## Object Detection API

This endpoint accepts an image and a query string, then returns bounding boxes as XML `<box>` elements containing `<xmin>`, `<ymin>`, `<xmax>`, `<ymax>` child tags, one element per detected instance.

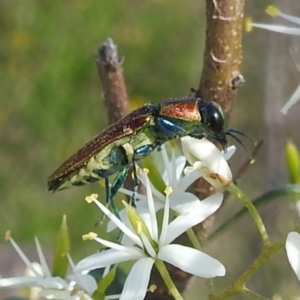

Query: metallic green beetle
<box><xmin>48</xmin><ymin>97</ymin><xmax>229</xmax><ymax>209</ymax></box>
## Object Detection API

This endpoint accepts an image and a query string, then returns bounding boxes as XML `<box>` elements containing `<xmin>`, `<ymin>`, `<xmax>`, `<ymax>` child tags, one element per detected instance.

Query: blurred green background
<box><xmin>1</xmin><ymin>0</ymin><xmax>300</xmax><ymax>299</ymax></box>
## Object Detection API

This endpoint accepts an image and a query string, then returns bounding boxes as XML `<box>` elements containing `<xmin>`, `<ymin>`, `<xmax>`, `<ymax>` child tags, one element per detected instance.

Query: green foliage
<box><xmin>285</xmin><ymin>140</ymin><xmax>300</xmax><ymax>184</ymax></box>
<box><xmin>52</xmin><ymin>215</ymin><xmax>69</xmax><ymax>278</ymax></box>
<box><xmin>0</xmin><ymin>0</ymin><xmax>204</xmax><ymax>252</ymax></box>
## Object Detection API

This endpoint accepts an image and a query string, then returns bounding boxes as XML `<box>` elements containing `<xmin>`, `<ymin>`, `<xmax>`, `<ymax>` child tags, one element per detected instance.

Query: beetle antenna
<box><xmin>226</xmin><ymin>131</ymin><xmax>248</xmax><ymax>154</ymax></box>
<box><xmin>227</xmin><ymin>129</ymin><xmax>256</xmax><ymax>145</ymax></box>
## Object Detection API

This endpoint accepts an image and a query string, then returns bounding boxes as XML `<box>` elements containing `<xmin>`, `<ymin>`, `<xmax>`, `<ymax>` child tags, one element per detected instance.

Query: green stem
<box><xmin>235</xmin><ymin>241</ymin><xmax>284</xmax><ymax>286</ymax></box>
<box><xmin>186</xmin><ymin>228</ymin><xmax>202</xmax><ymax>251</ymax></box>
<box><xmin>226</xmin><ymin>183</ymin><xmax>270</xmax><ymax>247</ymax></box>
<box><xmin>210</xmin><ymin>240</ymin><xmax>284</xmax><ymax>300</ymax></box>
<box><xmin>209</xmin><ymin>184</ymin><xmax>300</xmax><ymax>242</ymax></box>
<box><xmin>154</xmin><ymin>260</ymin><xmax>183</xmax><ymax>300</ymax></box>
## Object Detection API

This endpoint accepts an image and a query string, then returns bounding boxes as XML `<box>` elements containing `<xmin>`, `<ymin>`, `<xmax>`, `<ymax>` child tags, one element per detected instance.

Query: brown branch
<box><xmin>196</xmin><ymin>0</ymin><xmax>245</xmax><ymax>114</ymax></box>
<box><xmin>96</xmin><ymin>38</ymin><xmax>129</xmax><ymax>123</ymax></box>
<box><xmin>193</xmin><ymin>0</ymin><xmax>245</xmax><ymax>274</ymax></box>
<box><xmin>145</xmin><ymin>1</ymin><xmax>246</xmax><ymax>299</ymax></box>
<box><xmin>195</xmin><ymin>0</ymin><xmax>245</xmax><ymax>232</ymax></box>
<box><xmin>96</xmin><ymin>38</ymin><xmax>139</xmax><ymax>209</ymax></box>
<box><xmin>195</xmin><ymin>0</ymin><xmax>245</xmax><ymax>233</ymax></box>
<box><xmin>97</xmin><ymin>2</ymin><xmax>245</xmax><ymax>298</ymax></box>
<box><xmin>233</xmin><ymin>140</ymin><xmax>263</xmax><ymax>186</ymax></box>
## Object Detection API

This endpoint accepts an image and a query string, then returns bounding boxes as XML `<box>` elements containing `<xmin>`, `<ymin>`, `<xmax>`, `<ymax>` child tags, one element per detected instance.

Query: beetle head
<box><xmin>198</xmin><ymin>101</ymin><xmax>227</xmax><ymax>147</ymax></box>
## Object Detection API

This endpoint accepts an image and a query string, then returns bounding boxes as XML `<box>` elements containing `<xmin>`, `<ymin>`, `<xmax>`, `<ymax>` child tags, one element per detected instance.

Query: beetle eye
<box><xmin>199</xmin><ymin>101</ymin><xmax>225</xmax><ymax>134</ymax></box>
<box><xmin>207</xmin><ymin>107</ymin><xmax>223</xmax><ymax>133</ymax></box>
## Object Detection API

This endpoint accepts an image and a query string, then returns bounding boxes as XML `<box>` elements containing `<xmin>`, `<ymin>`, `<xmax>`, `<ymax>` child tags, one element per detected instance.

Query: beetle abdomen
<box><xmin>48</xmin><ymin>145</ymin><xmax>129</xmax><ymax>191</ymax></box>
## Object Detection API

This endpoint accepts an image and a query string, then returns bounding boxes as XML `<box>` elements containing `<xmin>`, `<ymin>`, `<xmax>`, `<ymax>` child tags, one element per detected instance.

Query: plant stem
<box><xmin>186</xmin><ymin>228</ymin><xmax>202</xmax><ymax>251</ymax></box>
<box><xmin>210</xmin><ymin>240</ymin><xmax>284</xmax><ymax>300</ymax></box>
<box><xmin>236</xmin><ymin>241</ymin><xmax>284</xmax><ymax>285</ymax></box>
<box><xmin>154</xmin><ymin>260</ymin><xmax>183</xmax><ymax>300</ymax></box>
<box><xmin>209</xmin><ymin>184</ymin><xmax>300</xmax><ymax>242</ymax></box>
<box><xmin>226</xmin><ymin>183</ymin><xmax>271</xmax><ymax>247</ymax></box>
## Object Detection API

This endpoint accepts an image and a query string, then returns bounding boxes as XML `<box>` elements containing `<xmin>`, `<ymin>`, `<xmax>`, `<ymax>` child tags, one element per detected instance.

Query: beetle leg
<box><xmin>105</xmin><ymin>177</ymin><xmax>121</xmax><ymax>219</ymax></box>
<box><xmin>130</xmin><ymin>160</ymin><xmax>139</xmax><ymax>208</ymax></box>
<box><xmin>130</xmin><ymin>144</ymin><xmax>157</xmax><ymax>207</ymax></box>
<box><xmin>95</xmin><ymin>178</ymin><xmax>120</xmax><ymax>225</ymax></box>
<box><xmin>109</xmin><ymin>165</ymin><xmax>129</xmax><ymax>216</ymax></box>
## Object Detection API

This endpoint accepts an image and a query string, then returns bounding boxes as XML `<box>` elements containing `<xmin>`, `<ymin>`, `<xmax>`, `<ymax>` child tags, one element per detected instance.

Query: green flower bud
<box><xmin>285</xmin><ymin>140</ymin><xmax>300</xmax><ymax>184</ymax></box>
<box><xmin>52</xmin><ymin>215</ymin><xmax>70</xmax><ymax>277</ymax></box>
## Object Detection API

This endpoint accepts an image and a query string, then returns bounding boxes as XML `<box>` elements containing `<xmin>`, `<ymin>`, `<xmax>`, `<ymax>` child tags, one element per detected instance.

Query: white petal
<box><xmin>118</xmin><ymin>186</ymin><xmax>146</xmax><ymax>201</ymax></box>
<box><xmin>181</xmin><ymin>137</ymin><xmax>232</xmax><ymax>189</ymax></box>
<box><xmin>163</xmin><ymin>193</ymin><xmax>223</xmax><ymax>245</ymax></box>
<box><xmin>140</xmin><ymin>233</ymin><xmax>156</xmax><ymax>258</ymax></box>
<box><xmin>281</xmin><ymin>84</ymin><xmax>300</xmax><ymax>114</ymax></box>
<box><xmin>140</xmin><ymin>199</ymin><xmax>164</xmax><ymax>236</ymax></box>
<box><xmin>286</xmin><ymin>232</ymin><xmax>300</xmax><ymax>281</ymax></box>
<box><xmin>93</xmin><ymin>236</ymin><xmax>142</xmax><ymax>255</ymax></box>
<box><xmin>118</xmin><ymin>199</ymin><xmax>164</xmax><ymax>246</ymax></box>
<box><xmin>106</xmin><ymin>294</ymin><xmax>123</xmax><ymax>300</ymax></box>
<box><xmin>161</xmin><ymin>145</ymin><xmax>172</xmax><ymax>186</ymax></box>
<box><xmin>251</xmin><ymin>23</ymin><xmax>300</xmax><ymax>36</ymax></box>
<box><xmin>161</xmin><ymin>151</ymin><xmax>186</xmax><ymax>186</ymax></box>
<box><xmin>181</xmin><ymin>137</ymin><xmax>224</xmax><ymax>166</ymax></box>
<box><xmin>143</xmin><ymin>173</ymin><xmax>158</xmax><ymax>242</ymax></box>
<box><xmin>0</xmin><ymin>276</ymin><xmax>41</xmax><ymax>288</ymax></box>
<box><xmin>107</xmin><ymin>199</ymin><xmax>162</xmax><ymax>233</ymax></box>
<box><xmin>39</xmin><ymin>289</ymin><xmax>73</xmax><ymax>300</ymax></box>
<box><xmin>137</xmin><ymin>173</ymin><xmax>165</xmax><ymax>202</ymax></box>
<box><xmin>159</xmin><ymin>193</ymin><xmax>170</xmax><ymax>246</ymax></box>
<box><xmin>75</xmin><ymin>249</ymin><xmax>144</xmax><ymax>272</ymax></box>
<box><xmin>121</xmin><ymin>231</ymin><xmax>142</xmax><ymax>247</ymax></box>
<box><xmin>35</xmin><ymin>237</ymin><xmax>51</xmax><ymax>277</ymax></box>
<box><xmin>94</xmin><ymin>200</ymin><xmax>142</xmax><ymax>247</ymax></box>
<box><xmin>0</xmin><ymin>276</ymin><xmax>67</xmax><ymax>290</ymax></box>
<box><xmin>171</xmin><ymin>150</ymin><xmax>177</xmax><ymax>187</ymax></box>
<box><xmin>222</xmin><ymin>145</ymin><xmax>236</xmax><ymax>161</ymax></box>
<box><xmin>177</xmin><ymin>170</ymin><xmax>201</xmax><ymax>191</ymax></box>
<box><xmin>68</xmin><ymin>273</ymin><xmax>97</xmax><ymax>295</ymax></box>
<box><xmin>174</xmin><ymin>156</ymin><xmax>187</xmax><ymax>181</ymax></box>
<box><xmin>40</xmin><ymin>289</ymin><xmax>93</xmax><ymax>300</ymax></box>
<box><xmin>37</xmin><ymin>277</ymin><xmax>68</xmax><ymax>289</ymax></box>
<box><xmin>169</xmin><ymin>192</ymin><xmax>202</xmax><ymax>215</ymax></box>
<box><xmin>158</xmin><ymin>244</ymin><xmax>225</xmax><ymax>278</ymax></box>
<box><xmin>8</xmin><ymin>237</ymin><xmax>40</xmax><ymax>276</ymax></box>
<box><xmin>120</xmin><ymin>257</ymin><xmax>154</xmax><ymax>300</ymax></box>
<box><xmin>278</xmin><ymin>11</ymin><xmax>300</xmax><ymax>26</ymax></box>
<box><xmin>197</xmin><ymin>193</ymin><xmax>224</xmax><ymax>216</ymax></box>
<box><xmin>25</xmin><ymin>262</ymin><xmax>43</xmax><ymax>277</ymax></box>
<box><xmin>107</xmin><ymin>206</ymin><xmax>130</xmax><ymax>232</ymax></box>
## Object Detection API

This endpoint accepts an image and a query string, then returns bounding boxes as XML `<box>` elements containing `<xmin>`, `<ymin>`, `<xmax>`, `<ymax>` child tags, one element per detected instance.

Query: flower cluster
<box><xmin>3</xmin><ymin>134</ymin><xmax>300</xmax><ymax>300</ymax></box>
<box><xmin>0</xmin><ymin>233</ymin><xmax>98</xmax><ymax>300</ymax></box>
<box><xmin>0</xmin><ymin>138</ymin><xmax>235</xmax><ymax>300</ymax></box>
<box><xmin>0</xmin><ymin>137</ymin><xmax>234</xmax><ymax>300</ymax></box>
<box><xmin>75</xmin><ymin>138</ymin><xmax>235</xmax><ymax>299</ymax></box>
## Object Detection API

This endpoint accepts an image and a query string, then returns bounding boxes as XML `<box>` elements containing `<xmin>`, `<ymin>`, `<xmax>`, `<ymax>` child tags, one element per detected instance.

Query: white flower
<box><xmin>0</xmin><ymin>233</ymin><xmax>97</xmax><ymax>300</ymax></box>
<box><xmin>246</xmin><ymin>6</ymin><xmax>300</xmax><ymax>114</ymax></box>
<box><xmin>286</xmin><ymin>231</ymin><xmax>300</xmax><ymax>282</ymax></box>
<box><xmin>181</xmin><ymin>137</ymin><xmax>234</xmax><ymax>190</ymax></box>
<box><xmin>107</xmin><ymin>143</ymin><xmax>233</xmax><ymax>239</ymax></box>
<box><xmin>117</xmin><ymin>145</ymin><xmax>205</xmax><ymax>213</ymax></box>
<box><xmin>77</xmin><ymin>177</ymin><xmax>225</xmax><ymax>300</ymax></box>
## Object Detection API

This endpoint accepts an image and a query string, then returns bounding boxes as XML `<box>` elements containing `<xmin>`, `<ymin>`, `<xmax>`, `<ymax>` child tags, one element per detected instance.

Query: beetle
<box><xmin>48</xmin><ymin>96</ymin><xmax>228</xmax><ymax>212</ymax></box>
